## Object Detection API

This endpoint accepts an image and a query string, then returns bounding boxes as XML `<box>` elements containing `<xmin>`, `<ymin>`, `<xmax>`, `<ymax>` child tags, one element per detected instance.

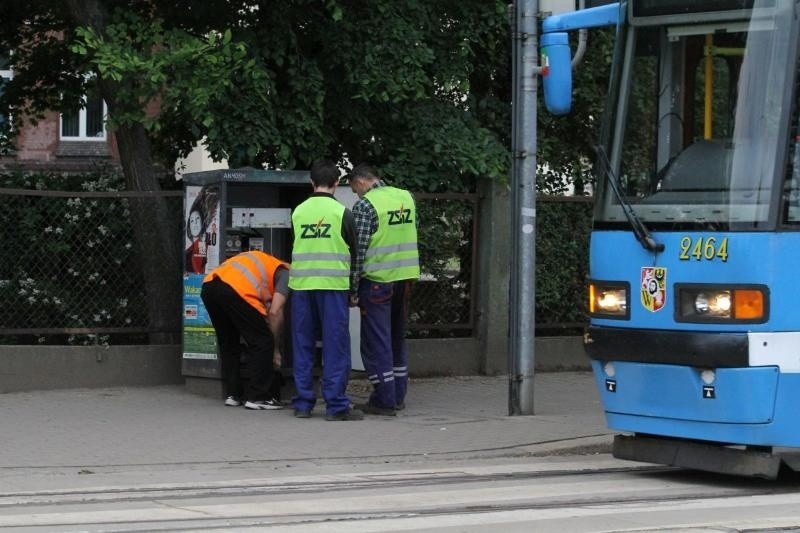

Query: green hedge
<box><xmin>535</xmin><ymin>197</ymin><xmax>593</xmax><ymax>332</ymax></box>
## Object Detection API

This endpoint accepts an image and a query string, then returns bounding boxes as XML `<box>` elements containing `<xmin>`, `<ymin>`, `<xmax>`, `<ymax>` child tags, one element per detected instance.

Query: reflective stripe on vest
<box><xmin>203</xmin><ymin>251</ymin><xmax>288</xmax><ymax>315</ymax></box>
<box><xmin>289</xmin><ymin>196</ymin><xmax>350</xmax><ymax>290</ymax></box>
<box><xmin>363</xmin><ymin>186</ymin><xmax>420</xmax><ymax>282</ymax></box>
<box><xmin>230</xmin><ymin>254</ymin><xmax>269</xmax><ymax>303</ymax></box>
<box><xmin>365</xmin><ymin>242</ymin><xmax>419</xmax><ymax>258</ymax></box>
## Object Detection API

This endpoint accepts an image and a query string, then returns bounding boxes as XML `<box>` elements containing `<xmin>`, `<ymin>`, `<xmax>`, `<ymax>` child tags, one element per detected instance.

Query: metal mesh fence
<box><xmin>409</xmin><ymin>193</ymin><xmax>478</xmax><ymax>338</ymax></box>
<box><xmin>0</xmin><ymin>187</ymin><xmax>182</xmax><ymax>345</ymax></box>
<box><xmin>0</xmin><ymin>186</ymin><xmax>477</xmax><ymax>344</ymax></box>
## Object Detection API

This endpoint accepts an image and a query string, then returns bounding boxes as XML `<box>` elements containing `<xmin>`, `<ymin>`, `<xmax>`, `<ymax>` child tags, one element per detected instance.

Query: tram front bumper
<box><xmin>613</xmin><ymin>434</ymin><xmax>784</xmax><ymax>479</ymax></box>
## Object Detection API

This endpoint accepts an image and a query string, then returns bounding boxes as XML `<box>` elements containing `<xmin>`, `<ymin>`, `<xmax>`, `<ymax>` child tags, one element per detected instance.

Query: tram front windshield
<box><xmin>596</xmin><ymin>0</ymin><xmax>797</xmax><ymax>230</ymax></box>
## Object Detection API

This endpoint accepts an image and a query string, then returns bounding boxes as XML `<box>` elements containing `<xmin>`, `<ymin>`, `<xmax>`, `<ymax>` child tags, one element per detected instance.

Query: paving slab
<box><xmin>0</xmin><ymin>372</ymin><xmax>613</xmax><ymax>493</ymax></box>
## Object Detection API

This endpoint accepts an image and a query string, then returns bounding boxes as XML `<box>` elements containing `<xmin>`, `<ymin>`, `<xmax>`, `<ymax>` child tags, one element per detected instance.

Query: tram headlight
<box><xmin>677</xmin><ymin>285</ymin><xmax>767</xmax><ymax>323</ymax></box>
<box><xmin>589</xmin><ymin>281</ymin><xmax>629</xmax><ymax>319</ymax></box>
<box><xmin>694</xmin><ymin>290</ymin><xmax>731</xmax><ymax>317</ymax></box>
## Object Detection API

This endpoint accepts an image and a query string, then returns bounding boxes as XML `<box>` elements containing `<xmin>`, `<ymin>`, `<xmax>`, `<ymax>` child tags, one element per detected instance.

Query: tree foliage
<box><xmin>1</xmin><ymin>0</ymin><xmax>512</xmax><ymax>192</ymax></box>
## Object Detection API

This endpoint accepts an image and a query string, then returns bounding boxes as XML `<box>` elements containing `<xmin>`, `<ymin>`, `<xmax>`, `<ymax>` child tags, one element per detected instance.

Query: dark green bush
<box><xmin>535</xmin><ymin>197</ymin><xmax>593</xmax><ymax>332</ymax></box>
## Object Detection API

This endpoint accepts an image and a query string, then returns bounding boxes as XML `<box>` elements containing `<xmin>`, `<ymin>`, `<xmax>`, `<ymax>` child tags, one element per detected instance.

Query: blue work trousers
<box><xmin>291</xmin><ymin>290</ymin><xmax>352</xmax><ymax>415</ymax></box>
<box><xmin>358</xmin><ymin>279</ymin><xmax>412</xmax><ymax>409</ymax></box>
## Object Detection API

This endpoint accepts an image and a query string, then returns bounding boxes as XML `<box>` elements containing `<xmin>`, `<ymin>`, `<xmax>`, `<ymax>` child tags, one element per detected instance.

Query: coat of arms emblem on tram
<box><xmin>640</xmin><ymin>267</ymin><xmax>667</xmax><ymax>312</ymax></box>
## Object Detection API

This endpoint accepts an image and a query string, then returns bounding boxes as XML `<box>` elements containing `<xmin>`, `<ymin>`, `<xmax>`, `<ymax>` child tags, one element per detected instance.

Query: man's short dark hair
<box><xmin>350</xmin><ymin>163</ymin><xmax>379</xmax><ymax>182</ymax></box>
<box><xmin>310</xmin><ymin>160</ymin><xmax>340</xmax><ymax>188</ymax></box>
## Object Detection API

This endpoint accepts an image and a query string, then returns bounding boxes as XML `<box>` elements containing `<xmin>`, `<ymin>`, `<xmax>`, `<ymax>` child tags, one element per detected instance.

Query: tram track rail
<box><xmin>0</xmin><ymin>464</ymin><xmax>665</xmax><ymax>508</ymax></box>
<box><xmin>2</xmin><ymin>463</ymin><xmax>800</xmax><ymax>532</ymax></box>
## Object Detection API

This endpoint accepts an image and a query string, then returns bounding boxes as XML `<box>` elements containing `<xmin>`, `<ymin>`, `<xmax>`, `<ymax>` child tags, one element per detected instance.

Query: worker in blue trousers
<box><xmin>289</xmin><ymin>160</ymin><xmax>364</xmax><ymax>421</ymax></box>
<box><xmin>348</xmin><ymin>163</ymin><xmax>420</xmax><ymax>416</ymax></box>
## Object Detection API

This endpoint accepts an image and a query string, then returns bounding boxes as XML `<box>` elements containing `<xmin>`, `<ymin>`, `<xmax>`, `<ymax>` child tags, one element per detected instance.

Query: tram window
<box><xmin>693</xmin><ymin>55</ymin><xmax>736</xmax><ymax>141</ymax></box>
<box><xmin>783</xmin><ymin>89</ymin><xmax>800</xmax><ymax>224</ymax></box>
<box><xmin>599</xmin><ymin>3</ymin><xmax>796</xmax><ymax>227</ymax></box>
<box><xmin>619</xmin><ymin>29</ymin><xmax>659</xmax><ymax>199</ymax></box>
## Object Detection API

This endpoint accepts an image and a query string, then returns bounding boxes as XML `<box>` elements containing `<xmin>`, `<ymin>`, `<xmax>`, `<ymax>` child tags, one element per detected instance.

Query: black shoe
<box><xmin>245</xmin><ymin>398</ymin><xmax>283</xmax><ymax>410</ymax></box>
<box><xmin>294</xmin><ymin>408</ymin><xmax>312</xmax><ymax>418</ymax></box>
<box><xmin>395</xmin><ymin>401</ymin><xmax>405</xmax><ymax>411</ymax></box>
<box><xmin>325</xmin><ymin>408</ymin><xmax>364</xmax><ymax>421</ymax></box>
<box><xmin>356</xmin><ymin>403</ymin><xmax>396</xmax><ymax>416</ymax></box>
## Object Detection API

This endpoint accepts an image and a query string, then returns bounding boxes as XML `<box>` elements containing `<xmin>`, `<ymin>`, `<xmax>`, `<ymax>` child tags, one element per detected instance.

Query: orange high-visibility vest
<box><xmin>203</xmin><ymin>251</ymin><xmax>289</xmax><ymax>316</ymax></box>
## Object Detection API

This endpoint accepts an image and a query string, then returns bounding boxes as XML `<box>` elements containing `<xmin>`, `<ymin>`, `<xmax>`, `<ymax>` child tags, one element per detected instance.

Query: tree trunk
<box><xmin>114</xmin><ymin>124</ymin><xmax>181</xmax><ymax>344</ymax></box>
<box><xmin>66</xmin><ymin>0</ymin><xmax>180</xmax><ymax>344</ymax></box>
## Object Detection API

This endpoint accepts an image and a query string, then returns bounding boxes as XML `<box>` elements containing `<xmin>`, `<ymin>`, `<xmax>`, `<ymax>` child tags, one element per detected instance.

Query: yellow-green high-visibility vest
<box><xmin>289</xmin><ymin>196</ymin><xmax>351</xmax><ymax>290</ymax></box>
<box><xmin>363</xmin><ymin>186</ymin><xmax>420</xmax><ymax>282</ymax></box>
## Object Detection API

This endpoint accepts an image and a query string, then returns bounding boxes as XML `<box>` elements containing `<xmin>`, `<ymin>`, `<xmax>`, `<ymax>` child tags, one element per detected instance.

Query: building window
<box><xmin>60</xmin><ymin>93</ymin><xmax>107</xmax><ymax>141</ymax></box>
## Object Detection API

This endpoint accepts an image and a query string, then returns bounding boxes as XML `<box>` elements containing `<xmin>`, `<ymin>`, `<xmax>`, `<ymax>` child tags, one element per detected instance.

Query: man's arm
<box><xmin>351</xmin><ymin>198</ymin><xmax>377</xmax><ymax>297</ymax></box>
<box><xmin>269</xmin><ymin>267</ymin><xmax>289</xmax><ymax>367</ymax></box>
<box><xmin>341</xmin><ymin>207</ymin><xmax>357</xmax><ymax>286</ymax></box>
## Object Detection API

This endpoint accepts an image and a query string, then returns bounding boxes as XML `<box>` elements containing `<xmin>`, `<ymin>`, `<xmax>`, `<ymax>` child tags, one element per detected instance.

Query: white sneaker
<box><xmin>244</xmin><ymin>398</ymin><xmax>283</xmax><ymax>410</ymax></box>
<box><xmin>224</xmin><ymin>396</ymin><xmax>242</xmax><ymax>407</ymax></box>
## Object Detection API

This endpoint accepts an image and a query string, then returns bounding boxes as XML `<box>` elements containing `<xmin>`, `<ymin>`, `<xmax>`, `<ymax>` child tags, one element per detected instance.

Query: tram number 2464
<box><xmin>678</xmin><ymin>236</ymin><xmax>729</xmax><ymax>262</ymax></box>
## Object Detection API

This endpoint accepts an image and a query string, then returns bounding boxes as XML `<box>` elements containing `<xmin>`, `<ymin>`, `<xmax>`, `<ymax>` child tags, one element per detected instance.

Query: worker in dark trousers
<box><xmin>289</xmin><ymin>160</ymin><xmax>363</xmax><ymax>421</ymax></box>
<box><xmin>348</xmin><ymin>163</ymin><xmax>419</xmax><ymax>416</ymax></box>
<box><xmin>201</xmin><ymin>250</ymin><xmax>289</xmax><ymax>410</ymax></box>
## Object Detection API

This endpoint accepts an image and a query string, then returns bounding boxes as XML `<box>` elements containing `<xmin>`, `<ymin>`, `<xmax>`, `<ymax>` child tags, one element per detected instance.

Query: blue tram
<box><xmin>542</xmin><ymin>0</ymin><xmax>800</xmax><ymax>477</ymax></box>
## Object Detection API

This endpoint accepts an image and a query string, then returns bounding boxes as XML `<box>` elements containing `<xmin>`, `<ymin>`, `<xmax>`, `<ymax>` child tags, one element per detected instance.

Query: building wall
<box><xmin>13</xmin><ymin>112</ymin><xmax>59</xmax><ymax>161</ymax></box>
<box><xmin>2</xmin><ymin>108</ymin><xmax>120</xmax><ymax>174</ymax></box>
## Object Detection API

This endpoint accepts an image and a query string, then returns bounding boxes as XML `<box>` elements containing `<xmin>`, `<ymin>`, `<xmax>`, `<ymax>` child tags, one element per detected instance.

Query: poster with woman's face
<box><xmin>184</xmin><ymin>185</ymin><xmax>220</xmax><ymax>274</ymax></box>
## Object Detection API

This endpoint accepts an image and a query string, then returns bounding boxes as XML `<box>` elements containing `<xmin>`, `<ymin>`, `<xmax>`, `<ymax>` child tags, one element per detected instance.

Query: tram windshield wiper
<box><xmin>595</xmin><ymin>145</ymin><xmax>665</xmax><ymax>253</ymax></box>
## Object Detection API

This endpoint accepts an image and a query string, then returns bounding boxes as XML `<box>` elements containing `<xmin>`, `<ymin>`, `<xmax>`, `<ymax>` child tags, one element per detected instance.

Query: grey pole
<box><xmin>508</xmin><ymin>0</ymin><xmax>538</xmax><ymax>415</ymax></box>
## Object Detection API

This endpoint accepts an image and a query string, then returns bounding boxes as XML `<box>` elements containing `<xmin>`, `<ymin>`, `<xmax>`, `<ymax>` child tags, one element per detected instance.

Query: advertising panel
<box><xmin>184</xmin><ymin>185</ymin><xmax>220</xmax><ymax>275</ymax></box>
<box><xmin>182</xmin><ymin>273</ymin><xmax>217</xmax><ymax>360</ymax></box>
<box><xmin>183</xmin><ymin>185</ymin><xmax>220</xmax><ymax>361</ymax></box>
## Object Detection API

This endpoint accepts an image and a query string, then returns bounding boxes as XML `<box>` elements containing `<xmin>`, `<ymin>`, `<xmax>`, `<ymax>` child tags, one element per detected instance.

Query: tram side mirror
<box><xmin>540</xmin><ymin>32</ymin><xmax>572</xmax><ymax>115</ymax></box>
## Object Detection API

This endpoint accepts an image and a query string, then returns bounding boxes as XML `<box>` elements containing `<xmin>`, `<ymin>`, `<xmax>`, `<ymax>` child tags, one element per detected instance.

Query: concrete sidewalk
<box><xmin>0</xmin><ymin>372</ymin><xmax>613</xmax><ymax>492</ymax></box>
